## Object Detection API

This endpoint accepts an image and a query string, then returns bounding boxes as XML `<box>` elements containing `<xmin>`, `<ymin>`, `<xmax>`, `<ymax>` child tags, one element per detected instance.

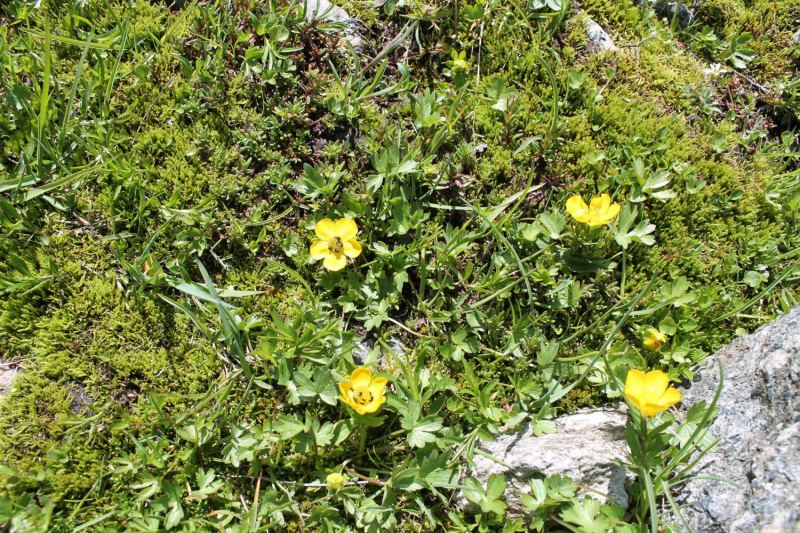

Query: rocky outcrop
<box><xmin>675</xmin><ymin>306</ymin><xmax>800</xmax><ymax>532</ymax></box>
<box><xmin>464</xmin><ymin>407</ymin><xmax>632</xmax><ymax>518</ymax></box>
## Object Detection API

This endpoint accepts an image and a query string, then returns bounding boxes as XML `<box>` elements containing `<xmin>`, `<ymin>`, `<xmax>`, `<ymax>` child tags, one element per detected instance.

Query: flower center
<box><xmin>329</xmin><ymin>236</ymin><xmax>343</xmax><ymax>254</ymax></box>
<box><xmin>351</xmin><ymin>385</ymin><xmax>373</xmax><ymax>405</ymax></box>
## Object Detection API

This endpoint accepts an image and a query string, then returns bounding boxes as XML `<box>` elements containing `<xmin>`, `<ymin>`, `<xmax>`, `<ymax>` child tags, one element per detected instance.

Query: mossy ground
<box><xmin>0</xmin><ymin>0</ymin><xmax>798</xmax><ymax>530</ymax></box>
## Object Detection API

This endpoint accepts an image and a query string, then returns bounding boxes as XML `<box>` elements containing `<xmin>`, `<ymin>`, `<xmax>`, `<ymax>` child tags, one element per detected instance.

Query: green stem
<box><xmin>621</xmin><ymin>248</ymin><xmax>627</xmax><ymax>298</ymax></box>
<box><xmin>358</xmin><ymin>425</ymin><xmax>367</xmax><ymax>457</ymax></box>
<box><xmin>641</xmin><ymin>417</ymin><xmax>659</xmax><ymax>532</ymax></box>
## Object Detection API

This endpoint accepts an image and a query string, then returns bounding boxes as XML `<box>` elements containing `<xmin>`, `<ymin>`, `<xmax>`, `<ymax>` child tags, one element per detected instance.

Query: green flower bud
<box><xmin>326</xmin><ymin>473</ymin><xmax>344</xmax><ymax>490</ymax></box>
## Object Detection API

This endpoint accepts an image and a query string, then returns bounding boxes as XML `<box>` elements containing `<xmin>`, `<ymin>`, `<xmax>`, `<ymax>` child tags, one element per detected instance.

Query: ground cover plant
<box><xmin>1</xmin><ymin>0</ymin><xmax>799</xmax><ymax>530</ymax></box>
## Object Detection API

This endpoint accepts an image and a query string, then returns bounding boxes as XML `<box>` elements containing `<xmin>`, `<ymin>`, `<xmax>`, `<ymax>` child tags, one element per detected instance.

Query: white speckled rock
<box><xmin>585</xmin><ymin>18</ymin><xmax>617</xmax><ymax>53</ymax></box>
<box><xmin>464</xmin><ymin>407</ymin><xmax>632</xmax><ymax>518</ymax></box>
<box><xmin>675</xmin><ymin>305</ymin><xmax>800</xmax><ymax>532</ymax></box>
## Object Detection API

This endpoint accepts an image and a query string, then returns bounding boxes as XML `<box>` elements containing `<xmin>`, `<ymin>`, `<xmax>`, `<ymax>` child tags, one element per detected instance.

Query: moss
<box><xmin>695</xmin><ymin>0</ymin><xmax>746</xmax><ymax>29</ymax></box>
<box><xmin>0</xmin><ymin>0</ymin><xmax>797</xmax><ymax>528</ymax></box>
<box><xmin>693</xmin><ymin>0</ymin><xmax>800</xmax><ymax>82</ymax></box>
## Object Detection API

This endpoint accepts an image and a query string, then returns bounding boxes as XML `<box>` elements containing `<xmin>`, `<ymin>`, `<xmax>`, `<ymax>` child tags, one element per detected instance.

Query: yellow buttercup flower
<box><xmin>339</xmin><ymin>367</ymin><xmax>387</xmax><ymax>415</ymax></box>
<box><xmin>326</xmin><ymin>473</ymin><xmax>344</xmax><ymax>490</ymax></box>
<box><xmin>643</xmin><ymin>328</ymin><xmax>667</xmax><ymax>351</ymax></box>
<box><xmin>310</xmin><ymin>217</ymin><xmax>362</xmax><ymax>271</ymax></box>
<box><xmin>624</xmin><ymin>369</ymin><xmax>682</xmax><ymax>418</ymax></box>
<box><xmin>565</xmin><ymin>194</ymin><xmax>621</xmax><ymax>226</ymax></box>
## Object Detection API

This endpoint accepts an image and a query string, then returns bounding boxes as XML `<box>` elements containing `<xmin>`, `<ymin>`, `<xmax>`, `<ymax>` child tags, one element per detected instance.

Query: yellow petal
<box><xmin>334</xmin><ymin>218</ymin><xmax>358</xmax><ymax>241</ymax></box>
<box><xmin>586</xmin><ymin>215</ymin><xmax>606</xmax><ymax>227</ymax></box>
<box><xmin>644</xmin><ymin>370</ymin><xmax>670</xmax><ymax>399</ymax></box>
<box><xmin>639</xmin><ymin>402</ymin><xmax>660</xmax><ymax>419</ymax></box>
<box><xmin>643</xmin><ymin>329</ymin><xmax>665</xmax><ymax>350</ymax></box>
<box><xmin>565</xmin><ymin>195</ymin><xmax>588</xmax><ymax>218</ymax></box>
<box><xmin>310</xmin><ymin>241</ymin><xmax>330</xmax><ymax>260</ymax></box>
<box><xmin>368</xmin><ymin>377</ymin><xmax>388</xmax><ymax>399</ymax></box>
<box><xmin>315</xmin><ymin>218</ymin><xmax>336</xmax><ymax>241</ymax></box>
<box><xmin>339</xmin><ymin>381</ymin><xmax>352</xmax><ymax>398</ymax></box>
<box><xmin>624</xmin><ymin>369</ymin><xmax>646</xmax><ymax>412</ymax></box>
<box><xmin>350</xmin><ymin>367</ymin><xmax>372</xmax><ymax>389</ymax></box>
<box><xmin>657</xmin><ymin>386</ymin><xmax>682</xmax><ymax>411</ymax></box>
<box><xmin>343</xmin><ymin>239</ymin><xmax>362</xmax><ymax>259</ymax></box>
<box><xmin>603</xmin><ymin>204</ymin><xmax>620</xmax><ymax>224</ymax></box>
<box><xmin>323</xmin><ymin>253</ymin><xmax>347</xmax><ymax>271</ymax></box>
<box><xmin>603</xmin><ymin>202</ymin><xmax>621</xmax><ymax>221</ymax></box>
<box><xmin>643</xmin><ymin>337</ymin><xmax>662</xmax><ymax>350</ymax></box>
<box><xmin>590</xmin><ymin>194</ymin><xmax>610</xmax><ymax>212</ymax></box>
<box><xmin>361</xmin><ymin>394</ymin><xmax>386</xmax><ymax>414</ymax></box>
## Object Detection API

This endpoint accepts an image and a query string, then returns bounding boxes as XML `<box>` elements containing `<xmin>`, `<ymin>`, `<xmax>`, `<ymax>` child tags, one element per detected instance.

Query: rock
<box><xmin>0</xmin><ymin>363</ymin><xmax>20</xmax><ymax>398</ymax></box>
<box><xmin>675</xmin><ymin>305</ymin><xmax>800</xmax><ymax>532</ymax></box>
<box><xmin>638</xmin><ymin>0</ymin><xmax>693</xmax><ymax>30</ymax></box>
<box><xmin>352</xmin><ymin>336</ymin><xmax>406</xmax><ymax>367</ymax></box>
<box><xmin>302</xmin><ymin>0</ymin><xmax>363</xmax><ymax>48</ymax></box>
<box><xmin>793</xmin><ymin>28</ymin><xmax>800</xmax><ymax>44</ymax></box>
<box><xmin>464</xmin><ymin>407</ymin><xmax>632</xmax><ymax>518</ymax></box>
<box><xmin>352</xmin><ymin>338</ymin><xmax>375</xmax><ymax>366</ymax></box>
<box><xmin>585</xmin><ymin>18</ymin><xmax>617</xmax><ymax>53</ymax></box>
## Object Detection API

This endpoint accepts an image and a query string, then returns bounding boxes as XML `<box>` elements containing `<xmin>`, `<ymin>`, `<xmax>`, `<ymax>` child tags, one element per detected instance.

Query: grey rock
<box><xmin>793</xmin><ymin>28</ymin><xmax>800</xmax><ymax>44</ymax></box>
<box><xmin>585</xmin><ymin>18</ymin><xmax>617</xmax><ymax>53</ymax></box>
<box><xmin>0</xmin><ymin>363</ymin><xmax>20</xmax><ymax>398</ymax></box>
<box><xmin>675</xmin><ymin>305</ymin><xmax>800</xmax><ymax>532</ymax></box>
<box><xmin>638</xmin><ymin>0</ymin><xmax>693</xmax><ymax>30</ymax></box>
<box><xmin>302</xmin><ymin>0</ymin><xmax>363</xmax><ymax>48</ymax></box>
<box><xmin>351</xmin><ymin>336</ymin><xmax>406</xmax><ymax>367</ymax></box>
<box><xmin>352</xmin><ymin>338</ymin><xmax>375</xmax><ymax>366</ymax></box>
<box><xmin>463</xmin><ymin>407</ymin><xmax>633</xmax><ymax>518</ymax></box>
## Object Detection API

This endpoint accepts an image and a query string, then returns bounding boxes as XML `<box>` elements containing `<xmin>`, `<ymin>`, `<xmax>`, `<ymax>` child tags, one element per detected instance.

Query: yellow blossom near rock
<box><xmin>565</xmin><ymin>194</ymin><xmax>621</xmax><ymax>226</ymax></box>
<box><xmin>326</xmin><ymin>473</ymin><xmax>344</xmax><ymax>490</ymax></box>
<box><xmin>624</xmin><ymin>369</ymin><xmax>682</xmax><ymax>418</ymax></box>
<box><xmin>643</xmin><ymin>328</ymin><xmax>668</xmax><ymax>350</ymax></box>
<box><xmin>310</xmin><ymin>217</ymin><xmax>362</xmax><ymax>271</ymax></box>
<box><xmin>339</xmin><ymin>367</ymin><xmax>387</xmax><ymax>415</ymax></box>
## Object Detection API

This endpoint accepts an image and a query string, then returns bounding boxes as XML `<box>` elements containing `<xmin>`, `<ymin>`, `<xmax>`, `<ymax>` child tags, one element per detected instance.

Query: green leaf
<box><xmin>406</xmin><ymin>416</ymin><xmax>442</xmax><ymax>448</ymax></box>
<box><xmin>486</xmin><ymin>473</ymin><xmax>507</xmax><ymax>503</ymax></box>
<box><xmin>538</xmin><ymin>211</ymin><xmax>566</xmax><ymax>240</ymax></box>
<box><xmin>560</xmin><ymin>498</ymin><xmax>604</xmax><ymax>532</ymax></box>
<box><xmin>614</xmin><ymin>204</ymin><xmax>656</xmax><ymax>249</ymax></box>
<box><xmin>658</xmin><ymin>316</ymin><xmax>677</xmax><ymax>335</ymax></box>
<box><xmin>273</xmin><ymin>415</ymin><xmax>304</xmax><ymax>440</ymax></box>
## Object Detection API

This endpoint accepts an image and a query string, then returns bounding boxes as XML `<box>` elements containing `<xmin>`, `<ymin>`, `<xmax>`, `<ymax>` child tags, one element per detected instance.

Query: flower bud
<box><xmin>326</xmin><ymin>473</ymin><xmax>344</xmax><ymax>490</ymax></box>
<box><xmin>642</xmin><ymin>328</ymin><xmax>667</xmax><ymax>351</ymax></box>
<box><xmin>452</xmin><ymin>59</ymin><xmax>469</xmax><ymax>73</ymax></box>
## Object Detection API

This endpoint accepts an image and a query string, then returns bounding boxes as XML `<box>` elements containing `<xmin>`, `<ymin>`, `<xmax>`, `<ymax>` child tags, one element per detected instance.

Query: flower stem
<box><xmin>358</xmin><ymin>425</ymin><xmax>367</xmax><ymax>457</ymax></box>
<box><xmin>641</xmin><ymin>416</ymin><xmax>659</xmax><ymax>532</ymax></box>
<box><xmin>621</xmin><ymin>248</ymin><xmax>627</xmax><ymax>298</ymax></box>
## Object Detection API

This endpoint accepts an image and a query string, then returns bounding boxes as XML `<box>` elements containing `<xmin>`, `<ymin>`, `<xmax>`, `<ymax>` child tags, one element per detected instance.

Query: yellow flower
<box><xmin>339</xmin><ymin>367</ymin><xmax>387</xmax><ymax>415</ymax></box>
<box><xmin>326</xmin><ymin>473</ymin><xmax>344</xmax><ymax>490</ymax></box>
<box><xmin>643</xmin><ymin>328</ymin><xmax>668</xmax><ymax>351</ymax></box>
<box><xmin>310</xmin><ymin>217</ymin><xmax>362</xmax><ymax>271</ymax></box>
<box><xmin>565</xmin><ymin>194</ymin><xmax>621</xmax><ymax>226</ymax></box>
<box><xmin>624</xmin><ymin>369</ymin><xmax>682</xmax><ymax>418</ymax></box>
